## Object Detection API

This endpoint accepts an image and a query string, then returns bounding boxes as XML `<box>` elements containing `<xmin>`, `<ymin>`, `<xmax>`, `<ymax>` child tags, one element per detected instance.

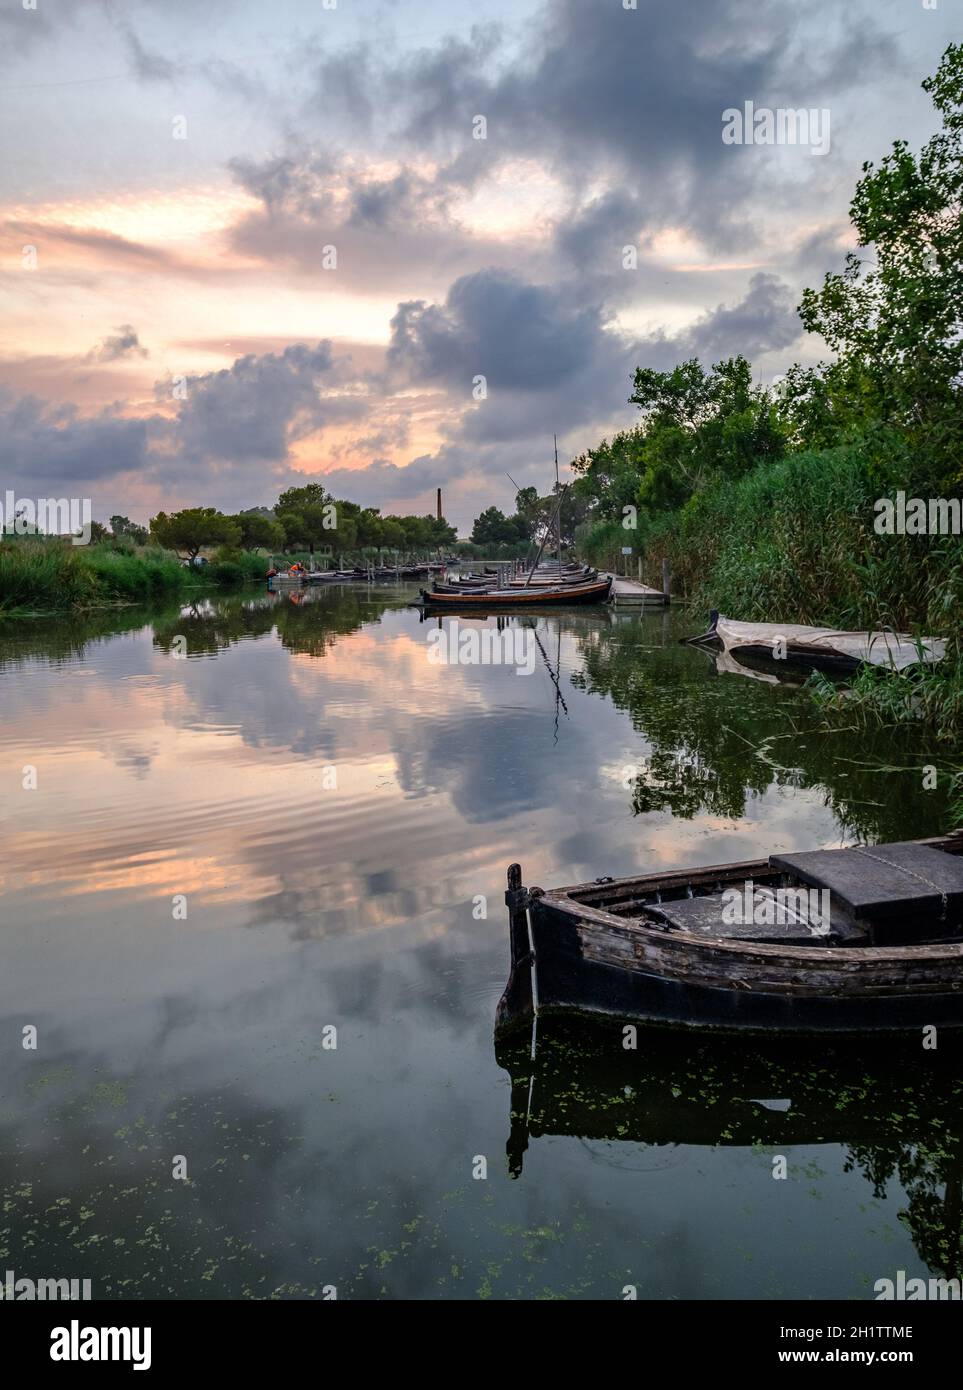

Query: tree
<box><xmin>150</xmin><ymin>508</ymin><xmax>241</xmax><ymax>562</ymax></box>
<box><xmin>470</xmin><ymin>506</ymin><xmax>514</xmax><ymax>546</ymax></box>
<box><xmin>275</xmin><ymin>483</ymin><xmax>336</xmax><ymax>557</ymax></box>
<box><xmin>625</xmin><ymin>357</ymin><xmax>787</xmax><ymax>514</ymax></box>
<box><xmin>233</xmin><ymin>512</ymin><xmax>285</xmax><ymax>552</ymax></box>
<box><xmin>109</xmin><ymin>514</ymin><xmax>149</xmax><ymax>545</ymax></box>
<box><xmin>798</xmin><ymin>42</ymin><xmax>963</xmax><ymax>488</ymax></box>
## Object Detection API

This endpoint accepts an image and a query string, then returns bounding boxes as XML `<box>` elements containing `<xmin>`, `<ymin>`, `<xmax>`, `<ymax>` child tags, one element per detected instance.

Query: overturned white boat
<box><xmin>689</xmin><ymin>613</ymin><xmax>945</xmax><ymax>675</ymax></box>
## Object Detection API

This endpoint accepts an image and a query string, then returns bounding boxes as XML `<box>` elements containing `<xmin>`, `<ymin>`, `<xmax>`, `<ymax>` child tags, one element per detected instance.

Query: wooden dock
<box><xmin>603</xmin><ymin>573</ymin><xmax>669</xmax><ymax>606</ymax></box>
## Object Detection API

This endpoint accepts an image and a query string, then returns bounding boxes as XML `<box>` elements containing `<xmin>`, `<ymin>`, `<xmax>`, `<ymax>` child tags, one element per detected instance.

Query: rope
<box><xmin>851</xmin><ymin>846</ymin><xmax>948</xmax><ymax>918</ymax></box>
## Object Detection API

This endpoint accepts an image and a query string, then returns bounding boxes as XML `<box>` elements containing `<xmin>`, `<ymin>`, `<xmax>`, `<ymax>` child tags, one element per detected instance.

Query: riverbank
<box><xmin>0</xmin><ymin>540</ymin><xmax>268</xmax><ymax>616</ymax></box>
<box><xmin>653</xmin><ymin>449</ymin><xmax>962</xmax><ymax>742</ymax></box>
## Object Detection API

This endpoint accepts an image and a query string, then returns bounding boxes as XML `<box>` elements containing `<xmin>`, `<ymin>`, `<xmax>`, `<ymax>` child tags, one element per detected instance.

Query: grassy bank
<box><xmin>0</xmin><ymin>540</ymin><xmax>269</xmax><ymax>616</ymax></box>
<box><xmin>653</xmin><ymin>449</ymin><xmax>963</xmax><ymax>741</ymax></box>
<box><xmin>578</xmin><ymin>445</ymin><xmax>963</xmax><ymax>741</ymax></box>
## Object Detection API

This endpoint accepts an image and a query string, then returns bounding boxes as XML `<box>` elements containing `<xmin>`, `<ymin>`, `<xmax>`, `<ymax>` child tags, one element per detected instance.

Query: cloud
<box><xmin>3</xmin><ymin>220</ymin><xmax>183</xmax><ymax>273</ymax></box>
<box><xmin>297</xmin><ymin>0</ymin><xmax>902</xmax><ymax>250</ymax></box>
<box><xmin>122</xmin><ymin>25</ymin><xmax>176</xmax><ymax>83</ymax></box>
<box><xmin>0</xmin><ymin>343</ymin><xmax>351</xmax><ymax>509</ymax></box>
<box><xmin>387</xmin><ymin>269</ymin><xmax>616</xmax><ymax>392</ymax></box>
<box><xmin>0</xmin><ymin>388</ymin><xmax>154</xmax><ymax>489</ymax></box>
<box><xmin>161</xmin><ymin>342</ymin><xmax>337</xmax><ymax>466</ymax></box>
<box><xmin>86</xmin><ymin>325</ymin><xmax>149</xmax><ymax>363</ymax></box>
<box><xmin>681</xmin><ymin>272</ymin><xmax>801</xmax><ymax>363</ymax></box>
<box><xmin>0</xmin><ymin>260</ymin><xmax>806</xmax><ymax>528</ymax></box>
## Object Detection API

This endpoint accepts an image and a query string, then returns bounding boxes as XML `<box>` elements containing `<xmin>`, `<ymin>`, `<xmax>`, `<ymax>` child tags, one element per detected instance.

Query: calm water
<box><xmin>1</xmin><ymin>585</ymin><xmax>960</xmax><ymax>1299</ymax></box>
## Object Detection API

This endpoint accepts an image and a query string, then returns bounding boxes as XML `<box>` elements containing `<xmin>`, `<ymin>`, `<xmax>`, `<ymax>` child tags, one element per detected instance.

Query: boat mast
<box><xmin>554</xmin><ymin>434</ymin><xmax>560</xmax><ymax>568</ymax></box>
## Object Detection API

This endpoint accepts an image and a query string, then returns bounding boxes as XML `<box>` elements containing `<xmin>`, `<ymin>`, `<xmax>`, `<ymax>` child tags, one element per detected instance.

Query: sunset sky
<box><xmin>1</xmin><ymin>0</ymin><xmax>957</xmax><ymax>532</ymax></box>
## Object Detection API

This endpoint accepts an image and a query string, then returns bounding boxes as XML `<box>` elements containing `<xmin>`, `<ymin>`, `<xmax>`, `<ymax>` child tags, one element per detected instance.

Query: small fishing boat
<box><xmin>687</xmin><ymin>612</ymin><xmax>946</xmax><ymax>675</ymax></box>
<box><xmin>496</xmin><ymin>832</ymin><xmax>963</xmax><ymax>1038</ymax></box>
<box><xmin>418</xmin><ymin>575</ymin><xmax>613</xmax><ymax>608</ymax></box>
<box><xmin>507</xmin><ymin>567</ymin><xmax>597</xmax><ymax>588</ymax></box>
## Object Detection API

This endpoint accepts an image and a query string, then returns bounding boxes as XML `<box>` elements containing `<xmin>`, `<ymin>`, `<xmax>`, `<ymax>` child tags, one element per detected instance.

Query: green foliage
<box><xmin>150</xmin><ymin>508</ymin><xmax>241</xmax><ymax>561</ymax></box>
<box><xmin>573</xmin><ymin>45</ymin><xmax>963</xmax><ymax>739</ymax></box>
<box><xmin>0</xmin><ymin>540</ymin><xmax>186</xmax><ymax>613</ymax></box>
<box><xmin>206</xmin><ymin>548</ymin><xmax>270</xmax><ymax>586</ymax></box>
<box><xmin>233</xmin><ymin>511</ymin><xmax>284</xmax><ymax>551</ymax></box>
<box><xmin>470</xmin><ymin>505</ymin><xmax>529</xmax><ymax>547</ymax></box>
<box><xmin>109</xmin><ymin>514</ymin><xmax>149</xmax><ymax>546</ymax></box>
<box><xmin>798</xmin><ymin>42</ymin><xmax>963</xmax><ymax>490</ymax></box>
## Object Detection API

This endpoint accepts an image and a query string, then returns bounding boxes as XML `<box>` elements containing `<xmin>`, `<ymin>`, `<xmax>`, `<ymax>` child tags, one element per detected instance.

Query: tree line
<box><xmin>141</xmin><ymin>484</ymin><xmax>457</xmax><ymax>563</ymax></box>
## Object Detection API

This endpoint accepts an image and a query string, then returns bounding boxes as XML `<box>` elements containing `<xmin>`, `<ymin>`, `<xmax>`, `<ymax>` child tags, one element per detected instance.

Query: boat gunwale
<box><xmin>535</xmin><ymin>833</ymin><xmax>963</xmax><ymax>968</ymax></box>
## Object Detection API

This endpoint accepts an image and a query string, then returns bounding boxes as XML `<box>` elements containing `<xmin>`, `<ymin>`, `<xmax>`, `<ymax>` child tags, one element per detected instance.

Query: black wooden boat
<box><xmin>496</xmin><ymin>832</ymin><xmax>963</xmax><ymax>1038</ymax></box>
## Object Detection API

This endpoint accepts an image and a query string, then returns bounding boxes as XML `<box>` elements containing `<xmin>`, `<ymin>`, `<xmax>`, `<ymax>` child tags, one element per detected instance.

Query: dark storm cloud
<box><xmin>681</xmin><ymin>272</ymin><xmax>800</xmax><ymax>363</ymax></box>
<box><xmin>220</xmin><ymin>0</ymin><xmax>903</xmax><ymax>304</ymax></box>
<box><xmin>162</xmin><ymin>342</ymin><xmax>338</xmax><ymax>465</ymax></box>
<box><xmin>384</xmin><ymin>265</ymin><xmax>803</xmax><ymax>449</ymax></box>
<box><xmin>387</xmin><ymin>270</ymin><xmax>616</xmax><ymax>392</ymax></box>
<box><xmin>322</xmin><ymin>0</ymin><xmax>901</xmax><ymax>248</ymax></box>
<box><xmin>0</xmin><ymin>389</ymin><xmax>153</xmax><ymax>487</ymax></box>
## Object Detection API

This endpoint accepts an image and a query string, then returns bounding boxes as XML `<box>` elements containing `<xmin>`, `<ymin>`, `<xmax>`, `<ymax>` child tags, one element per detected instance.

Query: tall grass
<box><xmin>595</xmin><ymin>444</ymin><xmax>963</xmax><ymax>740</ymax></box>
<box><xmin>0</xmin><ymin>539</ymin><xmax>267</xmax><ymax>615</ymax></box>
<box><xmin>85</xmin><ymin>546</ymin><xmax>186</xmax><ymax>601</ymax></box>
<box><xmin>0</xmin><ymin>542</ymin><xmax>99</xmax><ymax>612</ymax></box>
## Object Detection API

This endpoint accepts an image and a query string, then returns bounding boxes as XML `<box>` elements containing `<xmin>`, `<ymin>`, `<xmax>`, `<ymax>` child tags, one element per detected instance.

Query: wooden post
<box><xmin>662</xmin><ymin>557</ymin><xmax>671</xmax><ymax>603</ymax></box>
<box><xmin>495</xmin><ymin>863</ymin><xmax>535</xmax><ymax>1036</ymax></box>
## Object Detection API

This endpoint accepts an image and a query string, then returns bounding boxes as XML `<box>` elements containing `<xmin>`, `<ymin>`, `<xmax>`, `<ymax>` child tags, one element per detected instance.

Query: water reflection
<box><xmin>0</xmin><ymin>588</ymin><xmax>957</xmax><ymax>1299</ymax></box>
<box><xmin>497</xmin><ymin>1020</ymin><xmax>963</xmax><ymax>1282</ymax></box>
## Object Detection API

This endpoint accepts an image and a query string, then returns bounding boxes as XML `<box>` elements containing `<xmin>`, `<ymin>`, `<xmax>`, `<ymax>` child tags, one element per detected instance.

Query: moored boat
<box><xmin>418</xmin><ymin>575</ymin><xmax>613</xmax><ymax>608</ymax></box>
<box><xmin>687</xmin><ymin>612</ymin><xmax>946</xmax><ymax>675</ymax></box>
<box><xmin>496</xmin><ymin>832</ymin><xmax>963</xmax><ymax>1038</ymax></box>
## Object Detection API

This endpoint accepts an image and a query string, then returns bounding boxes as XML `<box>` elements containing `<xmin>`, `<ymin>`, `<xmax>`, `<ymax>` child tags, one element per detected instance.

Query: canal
<box><xmin>1</xmin><ymin>585</ymin><xmax>959</xmax><ymax>1298</ymax></box>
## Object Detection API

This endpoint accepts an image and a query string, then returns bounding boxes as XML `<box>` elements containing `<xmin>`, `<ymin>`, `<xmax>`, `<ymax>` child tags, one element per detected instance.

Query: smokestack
<box><xmin>436</xmin><ymin>487</ymin><xmax>442</xmax><ymax>521</ymax></box>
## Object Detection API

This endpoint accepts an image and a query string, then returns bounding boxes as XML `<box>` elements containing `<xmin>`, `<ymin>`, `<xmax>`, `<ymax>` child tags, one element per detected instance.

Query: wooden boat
<box><xmin>419</xmin><ymin>575</ymin><xmax>613</xmax><ymax>608</ymax></box>
<box><xmin>507</xmin><ymin>567</ymin><xmax>597</xmax><ymax>588</ymax></box>
<box><xmin>496</xmin><ymin>832</ymin><xmax>963</xmax><ymax>1038</ymax></box>
<box><xmin>687</xmin><ymin>612</ymin><xmax>946</xmax><ymax>675</ymax></box>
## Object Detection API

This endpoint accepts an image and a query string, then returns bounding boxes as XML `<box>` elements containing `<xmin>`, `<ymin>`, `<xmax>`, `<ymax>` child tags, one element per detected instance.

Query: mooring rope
<box><xmin>851</xmin><ymin>846</ymin><xmax>949</xmax><ymax>918</ymax></box>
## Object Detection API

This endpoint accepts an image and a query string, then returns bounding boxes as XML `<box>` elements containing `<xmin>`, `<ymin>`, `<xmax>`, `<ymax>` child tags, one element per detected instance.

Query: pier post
<box><xmin>661</xmin><ymin>557</ymin><xmax>671</xmax><ymax>603</ymax></box>
<box><xmin>495</xmin><ymin>863</ymin><xmax>535</xmax><ymax>1036</ymax></box>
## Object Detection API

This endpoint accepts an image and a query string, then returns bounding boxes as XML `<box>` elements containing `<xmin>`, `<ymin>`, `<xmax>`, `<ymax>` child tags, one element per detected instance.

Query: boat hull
<box><xmin>529</xmin><ymin>896</ymin><xmax>963</xmax><ymax>1033</ymax></box>
<box><xmin>496</xmin><ymin>836</ymin><xmax>963</xmax><ymax>1038</ymax></box>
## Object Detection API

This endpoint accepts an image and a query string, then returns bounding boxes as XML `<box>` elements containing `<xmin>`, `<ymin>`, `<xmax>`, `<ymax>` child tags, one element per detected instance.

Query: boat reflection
<box><xmin>496</xmin><ymin>1017</ymin><xmax>963</xmax><ymax>1281</ymax></box>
